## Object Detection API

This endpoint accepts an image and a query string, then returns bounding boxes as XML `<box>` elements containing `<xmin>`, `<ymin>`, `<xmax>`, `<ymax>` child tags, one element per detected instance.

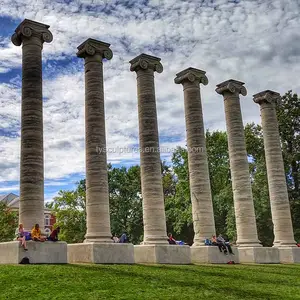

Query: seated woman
<box><xmin>31</xmin><ymin>224</ymin><xmax>46</xmax><ymax>242</ymax></box>
<box><xmin>48</xmin><ymin>226</ymin><xmax>60</xmax><ymax>242</ymax></box>
<box><xmin>168</xmin><ymin>233</ymin><xmax>176</xmax><ymax>245</ymax></box>
<box><xmin>15</xmin><ymin>223</ymin><xmax>28</xmax><ymax>251</ymax></box>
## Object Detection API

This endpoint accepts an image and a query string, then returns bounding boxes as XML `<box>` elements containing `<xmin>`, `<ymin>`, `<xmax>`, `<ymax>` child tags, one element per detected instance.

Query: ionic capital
<box><xmin>11</xmin><ymin>19</ymin><xmax>53</xmax><ymax>46</ymax></box>
<box><xmin>174</xmin><ymin>67</ymin><xmax>208</xmax><ymax>85</ymax></box>
<box><xmin>215</xmin><ymin>79</ymin><xmax>247</xmax><ymax>96</ymax></box>
<box><xmin>129</xmin><ymin>53</ymin><xmax>163</xmax><ymax>73</ymax></box>
<box><xmin>253</xmin><ymin>90</ymin><xmax>281</xmax><ymax>106</ymax></box>
<box><xmin>77</xmin><ymin>38</ymin><xmax>113</xmax><ymax>60</ymax></box>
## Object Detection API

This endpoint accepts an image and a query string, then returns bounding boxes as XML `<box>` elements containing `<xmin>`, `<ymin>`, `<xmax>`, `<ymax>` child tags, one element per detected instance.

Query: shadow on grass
<box><xmin>66</xmin><ymin>264</ymin><xmax>285</xmax><ymax>299</ymax></box>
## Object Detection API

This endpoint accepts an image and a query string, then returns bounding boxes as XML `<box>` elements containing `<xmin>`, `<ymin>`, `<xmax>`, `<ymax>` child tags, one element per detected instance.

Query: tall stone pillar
<box><xmin>129</xmin><ymin>54</ymin><xmax>190</xmax><ymax>264</ymax></box>
<box><xmin>253</xmin><ymin>90</ymin><xmax>297</xmax><ymax>252</ymax></box>
<box><xmin>129</xmin><ymin>54</ymin><xmax>167</xmax><ymax>245</ymax></box>
<box><xmin>216</xmin><ymin>80</ymin><xmax>261</xmax><ymax>248</ymax></box>
<box><xmin>77</xmin><ymin>39</ymin><xmax>113</xmax><ymax>243</ymax></box>
<box><xmin>174</xmin><ymin>68</ymin><xmax>216</xmax><ymax>245</ymax></box>
<box><xmin>68</xmin><ymin>39</ymin><xmax>134</xmax><ymax>264</ymax></box>
<box><xmin>11</xmin><ymin>19</ymin><xmax>53</xmax><ymax>231</ymax></box>
<box><xmin>2</xmin><ymin>19</ymin><xmax>68</xmax><ymax>264</ymax></box>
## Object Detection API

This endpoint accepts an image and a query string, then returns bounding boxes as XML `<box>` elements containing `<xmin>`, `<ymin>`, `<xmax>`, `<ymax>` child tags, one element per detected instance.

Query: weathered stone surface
<box><xmin>191</xmin><ymin>246</ymin><xmax>239</xmax><ymax>264</ymax></box>
<box><xmin>238</xmin><ymin>247</ymin><xmax>280</xmax><ymax>264</ymax></box>
<box><xmin>0</xmin><ymin>241</ymin><xmax>67</xmax><ymax>264</ymax></box>
<box><xmin>278</xmin><ymin>247</ymin><xmax>300</xmax><ymax>263</ymax></box>
<box><xmin>175</xmin><ymin>68</ymin><xmax>215</xmax><ymax>245</ymax></box>
<box><xmin>129</xmin><ymin>54</ymin><xmax>167</xmax><ymax>245</ymax></box>
<box><xmin>134</xmin><ymin>245</ymin><xmax>191</xmax><ymax>264</ymax></box>
<box><xmin>11</xmin><ymin>19</ymin><xmax>52</xmax><ymax>231</ymax></box>
<box><xmin>216</xmin><ymin>80</ymin><xmax>260</xmax><ymax>247</ymax></box>
<box><xmin>253</xmin><ymin>90</ymin><xmax>296</xmax><ymax>247</ymax></box>
<box><xmin>68</xmin><ymin>243</ymin><xmax>135</xmax><ymax>264</ymax></box>
<box><xmin>77</xmin><ymin>39</ymin><xmax>113</xmax><ymax>243</ymax></box>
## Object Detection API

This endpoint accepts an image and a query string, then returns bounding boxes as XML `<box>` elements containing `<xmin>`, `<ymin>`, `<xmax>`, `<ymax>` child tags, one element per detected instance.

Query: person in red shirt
<box><xmin>168</xmin><ymin>233</ymin><xmax>176</xmax><ymax>245</ymax></box>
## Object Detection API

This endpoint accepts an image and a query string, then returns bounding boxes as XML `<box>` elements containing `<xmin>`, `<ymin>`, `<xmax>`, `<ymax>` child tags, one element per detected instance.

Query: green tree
<box><xmin>108</xmin><ymin>164</ymin><xmax>143</xmax><ymax>244</ymax></box>
<box><xmin>0</xmin><ymin>202</ymin><xmax>18</xmax><ymax>242</ymax></box>
<box><xmin>46</xmin><ymin>179</ymin><xmax>86</xmax><ymax>243</ymax></box>
<box><xmin>277</xmin><ymin>91</ymin><xmax>300</xmax><ymax>241</ymax></box>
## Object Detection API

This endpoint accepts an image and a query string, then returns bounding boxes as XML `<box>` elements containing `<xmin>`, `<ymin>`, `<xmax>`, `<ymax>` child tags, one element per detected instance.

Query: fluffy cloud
<box><xmin>0</xmin><ymin>0</ymin><xmax>299</xmax><ymax>198</ymax></box>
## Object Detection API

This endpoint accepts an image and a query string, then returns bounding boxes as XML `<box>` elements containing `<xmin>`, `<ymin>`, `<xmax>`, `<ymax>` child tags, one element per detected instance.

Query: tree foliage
<box><xmin>0</xmin><ymin>202</ymin><xmax>18</xmax><ymax>242</ymax></box>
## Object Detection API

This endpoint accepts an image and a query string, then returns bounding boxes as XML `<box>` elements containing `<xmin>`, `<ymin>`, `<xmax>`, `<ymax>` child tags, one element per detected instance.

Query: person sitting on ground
<box><xmin>119</xmin><ymin>232</ymin><xmax>128</xmax><ymax>243</ymax></box>
<box><xmin>168</xmin><ymin>233</ymin><xmax>176</xmax><ymax>245</ymax></box>
<box><xmin>48</xmin><ymin>226</ymin><xmax>60</xmax><ymax>242</ymax></box>
<box><xmin>15</xmin><ymin>223</ymin><xmax>28</xmax><ymax>251</ymax></box>
<box><xmin>296</xmin><ymin>242</ymin><xmax>300</xmax><ymax>247</ymax></box>
<box><xmin>31</xmin><ymin>224</ymin><xmax>46</xmax><ymax>242</ymax></box>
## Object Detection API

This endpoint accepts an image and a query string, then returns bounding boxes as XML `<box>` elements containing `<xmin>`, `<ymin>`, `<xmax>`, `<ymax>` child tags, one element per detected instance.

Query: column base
<box><xmin>278</xmin><ymin>247</ymin><xmax>300</xmax><ymax>263</ymax></box>
<box><xmin>134</xmin><ymin>245</ymin><xmax>191</xmax><ymax>264</ymax></box>
<box><xmin>68</xmin><ymin>242</ymin><xmax>134</xmax><ymax>264</ymax></box>
<box><xmin>238</xmin><ymin>247</ymin><xmax>280</xmax><ymax>264</ymax></box>
<box><xmin>0</xmin><ymin>241</ymin><xmax>67</xmax><ymax>264</ymax></box>
<box><xmin>191</xmin><ymin>246</ymin><xmax>239</xmax><ymax>264</ymax></box>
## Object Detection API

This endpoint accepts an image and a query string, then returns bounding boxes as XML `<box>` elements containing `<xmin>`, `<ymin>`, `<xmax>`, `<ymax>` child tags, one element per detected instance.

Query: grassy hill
<box><xmin>0</xmin><ymin>264</ymin><xmax>300</xmax><ymax>299</ymax></box>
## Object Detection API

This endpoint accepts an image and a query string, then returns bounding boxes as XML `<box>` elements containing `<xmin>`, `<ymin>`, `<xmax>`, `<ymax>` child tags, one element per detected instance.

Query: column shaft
<box><xmin>175</xmin><ymin>68</ymin><xmax>215</xmax><ymax>245</ymax></box>
<box><xmin>77</xmin><ymin>39</ymin><xmax>113</xmax><ymax>243</ymax></box>
<box><xmin>216</xmin><ymin>80</ymin><xmax>260</xmax><ymax>247</ymax></box>
<box><xmin>254</xmin><ymin>90</ymin><xmax>296</xmax><ymax>246</ymax></box>
<box><xmin>85</xmin><ymin>55</ymin><xmax>111</xmax><ymax>242</ymax></box>
<box><xmin>20</xmin><ymin>37</ymin><xmax>44</xmax><ymax>230</ymax></box>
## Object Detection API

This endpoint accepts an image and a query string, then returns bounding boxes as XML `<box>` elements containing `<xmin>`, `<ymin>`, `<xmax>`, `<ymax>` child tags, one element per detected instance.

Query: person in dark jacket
<box><xmin>48</xmin><ymin>227</ymin><xmax>60</xmax><ymax>242</ymax></box>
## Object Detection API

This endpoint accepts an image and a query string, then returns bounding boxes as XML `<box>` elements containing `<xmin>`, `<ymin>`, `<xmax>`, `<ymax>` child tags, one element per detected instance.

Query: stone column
<box><xmin>216</xmin><ymin>80</ymin><xmax>260</xmax><ymax>247</ymax></box>
<box><xmin>129</xmin><ymin>54</ymin><xmax>167</xmax><ymax>244</ymax></box>
<box><xmin>11</xmin><ymin>19</ymin><xmax>53</xmax><ymax>231</ymax></box>
<box><xmin>77</xmin><ymin>39</ymin><xmax>113</xmax><ymax>243</ymax></box>
<box><xmin>253</xmin><ymin>90</ymin><xmax>296</xmax><ymax>247</ymax></box>
<box><xmin>174</xmin><ymin>68</ymin><xmax>215</xmax><ymax>245</ymax></box>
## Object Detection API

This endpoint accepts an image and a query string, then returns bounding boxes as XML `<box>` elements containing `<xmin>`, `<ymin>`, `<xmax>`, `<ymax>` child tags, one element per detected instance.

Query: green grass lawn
<box><xmin>0</xmin><ymin>264</ymin><xmax>299</xmax><ymax>300</ymax></box>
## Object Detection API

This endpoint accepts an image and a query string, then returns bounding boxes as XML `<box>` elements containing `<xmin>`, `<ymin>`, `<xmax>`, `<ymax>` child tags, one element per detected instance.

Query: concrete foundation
<box><xmin>68</xmin><ymin>243</ymin><xmax>135</xmax><ymax>264</ymax></box>
<box><xmin>191</xmin><ymin>246</ymin><xmax>239</xmax><ymax>264</ymax></box>
<box><xmin>0</xmin><ymin>241</ymin><xmax>67</xmax><ymax>264</ymax></box>
<box><xmin>278</xmin><ymin>247</ymin><xmax>300</xmax><ymax>263</ymax></box>
<box><xmin>238</xmin><ymin>247</ymin><xmax>280</xmax><ymax>264</ymax></box>
<box><xmin>134</xmin><ymin>245</ymin><xmax>191</xmax><ymax>264</ymax></box>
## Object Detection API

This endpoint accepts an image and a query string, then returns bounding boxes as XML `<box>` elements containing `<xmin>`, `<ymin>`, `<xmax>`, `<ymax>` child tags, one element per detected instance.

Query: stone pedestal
<box><xmin>278</xmin><ymin>247</ymin><xmax>300</xmax><ymax>263</ymax></box>
<box><xmin>0</xmin><ymin>241</ymin><xmax>67</xmax><ymax>264</ymax></box>
<box><xmin>68</xmin><ymin>243</ymin><xmax>135</xmax><ymax>264</ymax></box>
<box><xmin>191</xmin><ymin>246</ymin><xmax>239</xmax><ymax>264</ymax></box>
<box><xmin>134</xmin><ymin>245</ymin><xmax>191</xmax><ymax>264</ymax></box>
<box><xmin>238</xmin><ymin>247</ymin><xmax>280</xmax><ymax>264</ymax></box>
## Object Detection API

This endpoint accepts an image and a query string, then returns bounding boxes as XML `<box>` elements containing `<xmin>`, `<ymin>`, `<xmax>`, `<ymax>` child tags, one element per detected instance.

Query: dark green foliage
<box><xmin>0</xmin><ymin>202</ymin><xmax>18</xmax><ymax>242</ymax></box>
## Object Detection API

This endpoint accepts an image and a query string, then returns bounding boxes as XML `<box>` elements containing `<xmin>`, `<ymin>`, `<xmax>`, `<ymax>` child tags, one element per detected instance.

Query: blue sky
<box><xmin>0</xmin><ymin>0</ymin><xmax>300</xmax><ymax>202</ymax></box>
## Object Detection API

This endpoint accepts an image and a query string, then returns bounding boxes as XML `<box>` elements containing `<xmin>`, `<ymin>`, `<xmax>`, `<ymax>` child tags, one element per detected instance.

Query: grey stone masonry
<box><xmin>77</xmin><ymin>39</ymin><xmax>113</xmax><ymax>242</ymax></box>
<box><xmin>216</xmin><ymin>79</ymin><xmax>261</xmax><ymax>247</ymax></box>
<box><xmin>129</xmin><ymin>54</ymin><xmax>168</xmax><ymax>244</ymax></box>
<box><xmin>253</xmin><ymin>90</ymin><xmax>296</xmax><ymax>247</ymax></box>
<box><xmin>175</xmin><ymin>68</ymin><xmax>216</xmax><ymax>245</ymax></box>
<box><xmin>11</xmin><ymin>19</ymin><xmax>53</xmax><ymax>231</ymax></box>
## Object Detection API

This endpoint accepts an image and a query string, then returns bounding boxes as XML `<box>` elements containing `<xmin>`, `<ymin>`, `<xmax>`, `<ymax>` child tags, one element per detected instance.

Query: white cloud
<box><xmin>0</xmin><ymin>0</ymin><xmax>300</xmax><ymax>193</ymax></box>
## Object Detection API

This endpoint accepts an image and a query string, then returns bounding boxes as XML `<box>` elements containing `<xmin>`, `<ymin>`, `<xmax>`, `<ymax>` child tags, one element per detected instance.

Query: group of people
<box><xmin>15</xmin><ymin>223</ymin><xmax>60</xmax><ymax>251</ymax></box>
<box><xmin>209</xmin><ymin>234</ymin><xmax>234</xmax><ymax>255</ymax></box>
